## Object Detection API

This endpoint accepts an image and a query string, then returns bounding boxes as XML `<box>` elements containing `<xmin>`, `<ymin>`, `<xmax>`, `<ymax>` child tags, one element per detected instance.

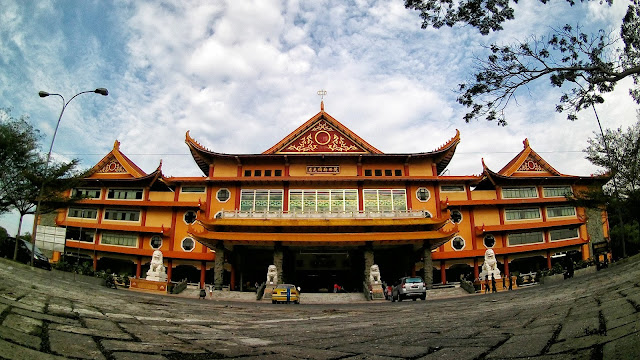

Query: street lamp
<box><xmin>32</xmin><ymin>88</ymin><xmax>108</xmax><ymax>267</ymax></box>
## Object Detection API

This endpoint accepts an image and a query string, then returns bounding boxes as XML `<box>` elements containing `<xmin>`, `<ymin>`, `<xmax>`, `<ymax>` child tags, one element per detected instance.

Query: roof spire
<box><xmin>317</xmin><ymin>89</ymin><xmax>327</xmax><ymax>112</ymax></box>
<box><xmin>523</xmin><ymin>138</ymin><xmax>530</xmax><ymax>148</ymax></box>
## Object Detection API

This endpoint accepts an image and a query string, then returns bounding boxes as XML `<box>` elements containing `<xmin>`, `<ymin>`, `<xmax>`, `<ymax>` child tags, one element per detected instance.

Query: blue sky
<box><xmin>0</xmin><ymin>0</ymin><xmax>637</xmax><ymax>236</ymax></box>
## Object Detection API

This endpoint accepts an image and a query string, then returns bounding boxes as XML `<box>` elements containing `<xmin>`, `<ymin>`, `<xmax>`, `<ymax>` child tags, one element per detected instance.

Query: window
<box><xmin>65</xmin><ymin>228</ymin><xmax>95</xmax><ymax>243</ymax></box>
<box><xmin>416</xmin><ymin>188</ymin><xmax>430</xmax><ymax>202</ymax></box>
<box><xmin>184</xmin><ymin>210</ymin><xmax>197</xmax><ymax>224</ymax></box>
<box><xmin>384</xmin><ymin>169</ymin><xmax>392</xmax><ymax>176</ymax></box>
<box><xmin>289</xmin><ymin>189</ymin><xmax>358</xmax><ymax>213</ymax></box>
<box><xmin>394</xmin><ymin>169</ymin><xmax>403</xmax><ymax>176</ymax></box>
<box><xmin>68</xmin><ymin>208</ymin><xmax>98</xmax><ymax>219</ymax></box>
<box><xmin>150</xmin><ymin>235</ymin><xmax>163</xmax><ymax>249</ymax></box>
<box><xmin>104</xmin><ymin>209</ymin><xmax>140</xmax><ymax>221</ymax></box>
<box><xmin>505</xmin><ymin>208</ymin><xmax>541</xmax><ymax>221</ymax></box>
<box><xmin>214</xmin><ymin>211</ymin><xmax>223</xmax><ymax>219</ymax></box>
<box><xmin>543</xmin><ymin>186</ymin><xmax>573</xmax><ymax>198</ymax></box>
<box><xmin>181</xmin><ymin>237</ymin><xmax>195</xmax><ymax>252</ymax></box>
<box><xmin>181</xmin><ymin>186</ymin><xmax>205</xmax><ymax>193</ymax></box>
<box><xmin>216</xmin><ymin>188</ymin><xmax>230</xmax><ymax>202</ymax></box>
<box><xmin>71</xmin><ymin>188</ymin><xmax>101</xmax><ymax>199</ymax></box>
<box><xmin>101</xmin><ymin>232</ymin><xmax>137</xmax><ymax>247</ymax></box>
<box><xmin>244</xmin><ymin>170</ymin><xmax>251</xmax><ymax>177</ymax></box>
<box><xmin>484</xmin><ymin>234</ymin><xmax>496</xmax><ymax>248</ymax></box>
<box><xmin>374</xmin><ymin>169</ymin><xmax>382</xmax><ymax>176</ymax></box>
<box><xmin>364</xmin><ymin>169</ymin><xmax>372</xmax><ymax>176</ymax></box>
<box><xmin>550</xmin><ymin>228</ymin><xmax>579</xmax><ymax>241</ymax></box>
<box><xmin>441</xmin><ymin>184</ymin><xmax>465</xmax><ymax>192</ymax></box>
<box><xmin>254</xmin><ymin>170</ymin><xmax>262</xmax><ymax>177</ymax></box>
<box><xmin>450</xmin><ymin>209</ymin><xmax>463</xmax><ymax>224</ymax></box>
<box><xmin>265</xmin><ymin>170</ymin><xmax>272</xmax><ymax>177</ymax></box>
<box><xmin>547</xmin><ymin>206</ymin><xmax>576</xmax><ymax>218</ymax></box>
<box><xmin>240</xmin><ymin>189</ymin><xmax>284</xmax><ymax>212</ymax></box>
<box><xmin>274</xmin><ymin>170</ymin><xmax>282</xmax><ymax>177</ymax></box>
<box><xmin>451</xmin><ymin>236</ymin><xmax>465</xmax><ymax>250</ymax></box>
<box><xmin>508</xmin><ymin>231</ymin><xmax>544</xmax><ymax>246</ymax></box>
<box><xmin>363</xmin><ymin>189</ymin><xmax>407</xmax><ymax>211</ymax></box>
<box><xmin>502</xmin><ymin>187</ymin><xmax>538</xmax><ymax>199</ymax></box>
<box><xmin>107</xmin><ymin>188</ymin><xmax>143</xmax><ymax>200</ymax></box>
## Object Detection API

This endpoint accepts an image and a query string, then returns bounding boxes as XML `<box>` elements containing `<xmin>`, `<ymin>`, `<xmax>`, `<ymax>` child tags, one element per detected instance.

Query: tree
<box><xmin>405</xmin><ymin>0</ymin><xmax>640</xmax><ymax>125</ymax></box>
<box><xmin>0</xmin><ymin>108</ymin><xmax>83</xmax><ymax>261</ymax></box>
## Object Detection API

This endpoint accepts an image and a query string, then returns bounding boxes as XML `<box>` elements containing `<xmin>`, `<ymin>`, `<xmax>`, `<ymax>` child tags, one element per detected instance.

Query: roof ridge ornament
<box><xmin>317</xmin><ymin>89</ymin><xmax>327</xmax><ymax>112</ymax></box>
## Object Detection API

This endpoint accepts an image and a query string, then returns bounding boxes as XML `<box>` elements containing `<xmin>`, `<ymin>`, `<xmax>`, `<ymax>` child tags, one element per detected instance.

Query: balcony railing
<box><xmin>218</xmin><ymin>209</ymin><xmax>432</xmax><ymax>219</ymax></box>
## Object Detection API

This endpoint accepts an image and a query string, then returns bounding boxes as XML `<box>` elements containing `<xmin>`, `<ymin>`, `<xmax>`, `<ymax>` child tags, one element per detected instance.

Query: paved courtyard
<box><xmin>0</xmin><ymin>256</ymin><xmax>639</xmax><ymax>360</ymax></box>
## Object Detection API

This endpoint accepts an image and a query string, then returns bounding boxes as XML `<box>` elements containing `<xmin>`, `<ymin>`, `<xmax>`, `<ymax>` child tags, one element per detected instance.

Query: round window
<box><xmin>216</xmin><ymin>188</ymin><xmax>230</xmax><ymax>202</ymax></box>
<box><xmin>450</xmin><ymin>209</ymin><xmax>463</xmax><ymax>224</ymax></box>
<box><xmin>451</xmin><ymin>236</ymin><xmax>465</xmax><ymax>251</ymax></box>
<box><xmin>181</xmin><ymin>237</ymin><xmax>195</xmax><ymax>252</ymax></box>
<box><xmin>150</xmin><ymin>235</ymin><xmax>163</xmax><ymax>249</ymax></box>
<box><xmin>416</xmin><ymin>187</ymin><xmax>430</xmax><ymax>202</ymax></box>
<box><xmin>484</xmin><ymin>234</ymin><xmax>496</xmax><ymax>248</ymax></box>
<box><xmin>183</xmin><ymin>210</ymin><xmax>197</xmax><ymax>224</ymax></box>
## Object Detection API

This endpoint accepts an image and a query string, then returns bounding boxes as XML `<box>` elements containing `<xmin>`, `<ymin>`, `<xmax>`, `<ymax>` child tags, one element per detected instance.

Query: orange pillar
<box><xmin>167</xmin><ymin>259</ymin><xmax>173</xmax><ymax>282</ymax></box>
<box><xmin>440</xmin><ymin>261</ymin><xmax>446</xmax><ymax>284</ymax></box>
<box><xmin>546</xmin><ymin>251</ymin><xmax>552</xmax><ymax>269</ymax></box>
<box><xmin>136</xmin><ymin>257</ymin><xmax>142</xmax><ymax>278</ymax></box>
<box><xmin>503</xmin><ymin>255</ymin><xmax>510</xmax><ymax>278</ymax></box>
<box><xmin>473</xmin><ymin>258</ymin><xmax>479</xmax><ymax>280</ymax></box>
<box><xmin>200</xmin><ymin>261</ymin><xmax>206</xmax><ymax>289</ymax></box>
<box><xmin>92</xmin><ymin>254</ymin><xmax>97</xmax><ymax>271</ymax></box>
<box><xmin>230</xmin><ymin>264</ymin><xmax>235</xmax><ymax>291</ymax></box>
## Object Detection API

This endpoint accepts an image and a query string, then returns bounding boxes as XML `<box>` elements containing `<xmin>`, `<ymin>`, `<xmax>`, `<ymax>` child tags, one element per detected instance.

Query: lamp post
<box><xmin>32</xmin><ymin>88</ymin><xmax>108</xmax><ymax>267</ymax></box>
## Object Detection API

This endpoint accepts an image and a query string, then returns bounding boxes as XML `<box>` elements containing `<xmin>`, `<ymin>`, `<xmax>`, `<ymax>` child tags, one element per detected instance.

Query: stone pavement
<box><xmin>0</xmin><ymin>256</ymin><xmax>639</xmax><ymax>360</ymax></box>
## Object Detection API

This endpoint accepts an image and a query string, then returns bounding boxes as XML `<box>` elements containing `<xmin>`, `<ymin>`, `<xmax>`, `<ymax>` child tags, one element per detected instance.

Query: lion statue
<box><xmin>369</xmin><ymin>264</ymin><xmax>381</xmax><ymax>285</ymax></box>
<box><xmin>266</xmin><ymin>265</ymin><xmax>278</xmax><ymax>284</ymax></box>
<box><xmin>146</xmin><ymin>250</ymin><xmax>167</xmax><ymax>282</ymax></box>
<box><xmin>479</xmin><ymin>249</ymin><xmax>501</xmax><ymax>280</ymax></box>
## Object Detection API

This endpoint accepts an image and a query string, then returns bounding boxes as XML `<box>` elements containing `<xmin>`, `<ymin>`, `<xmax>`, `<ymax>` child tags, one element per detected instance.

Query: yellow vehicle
<box><xmin>271</xmin><ymin>284</ymin><xmax>300</xmax><ymax>304</ymax></box>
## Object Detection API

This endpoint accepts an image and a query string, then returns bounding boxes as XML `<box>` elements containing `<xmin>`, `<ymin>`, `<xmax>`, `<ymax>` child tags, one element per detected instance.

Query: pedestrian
<box><xmin>502</xmin><ymin>275</ymin><xmax>505</xmax><ymax>289</ymax></box>
<box><xmin>485</xmin><ymin>275</ymin><xmax>489</xmax><ymax>294</ymax></box>
<box><xmin>508</xmin><ymin>276</ymin><xmax>513</xmax><ymax>290</ymax></box>
<box><xmin>491</xmin><ymin>275</ymin><xmax>497</xmax><ymax>293</ymax></box>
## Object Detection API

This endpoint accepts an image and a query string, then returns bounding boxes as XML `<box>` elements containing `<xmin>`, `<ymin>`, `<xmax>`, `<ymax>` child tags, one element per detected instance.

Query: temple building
<box><xmin>49</xmin><ymin>102</ymin><xmax>609</xmax><ymax>291</ymax></box>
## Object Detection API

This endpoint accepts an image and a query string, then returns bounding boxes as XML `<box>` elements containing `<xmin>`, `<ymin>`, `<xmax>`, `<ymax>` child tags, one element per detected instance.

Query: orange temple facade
<box><xmin>50</xmin><ymin>103</ymin><xmax>610</xmax><ymax>291</ymax></box>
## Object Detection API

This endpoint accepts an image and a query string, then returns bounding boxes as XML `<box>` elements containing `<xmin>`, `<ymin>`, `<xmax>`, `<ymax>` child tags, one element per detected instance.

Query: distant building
<box><xmin>47</xmin><ymin>102</ymin><xmax>609</xmax><ymax>290</ymax></box>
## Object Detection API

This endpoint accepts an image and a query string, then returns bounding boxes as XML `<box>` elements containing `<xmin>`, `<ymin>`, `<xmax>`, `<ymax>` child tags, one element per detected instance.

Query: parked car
<box><xmin>0</xmin><ymin>237</ymin><xmax>52</xmax><ymax>271</ymax></box>
<box><xmin>271</xmin><ymin>284</ymin><xmax>300</xmax><ymax>304</ymax></box>
<box><xmin>392</xmin><ymin>276</ymin><xmax>426</xmax><ymax>301</ymax></box>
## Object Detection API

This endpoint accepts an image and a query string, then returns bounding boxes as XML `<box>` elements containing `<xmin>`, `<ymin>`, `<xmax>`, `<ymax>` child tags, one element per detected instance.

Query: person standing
<box><xmin>485</xmin><ymin>275</ymin><xmax>489</xmax><ymax>294</ymax></box>
<box><xmin>491</xmin><ymin>275</ymin><xmax>497</xmax><ymax>293</ymax></box>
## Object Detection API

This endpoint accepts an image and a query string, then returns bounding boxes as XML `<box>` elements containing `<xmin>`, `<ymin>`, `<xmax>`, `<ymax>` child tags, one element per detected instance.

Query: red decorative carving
<box><xmin>99</xmin><ymin>159</ymin><xmax>127</xmax><ymax>173</ymax></box>
<box><xmin>283</xmin><ymin>120</ymin><xmax>366</xmax><ymax>153</ymax></box>
<box><xmin>517</xmin><ymin>156</ymin><xmax>544</xmax><ymax>172</ymax></box>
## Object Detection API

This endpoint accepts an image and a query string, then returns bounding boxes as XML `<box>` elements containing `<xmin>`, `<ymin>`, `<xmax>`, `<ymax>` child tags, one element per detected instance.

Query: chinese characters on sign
<box><xmin>307</xmin><ymin>165</ymin><xmax>340</xmax><ymax>174</ymax></box>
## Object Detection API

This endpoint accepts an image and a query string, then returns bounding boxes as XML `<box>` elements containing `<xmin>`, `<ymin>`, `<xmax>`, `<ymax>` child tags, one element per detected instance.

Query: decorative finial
<box><xmin>317</xmin><ymin>89</ymin><xmax>327</xmax><ymax>111</ymax></box>
<box><xmin>523</xmin><ymin>138</ymin><xmax>530</xmax><ymax>148</ymax></box>
<box><xmin>114</xmin><ymin>140</ymin><xmax>120</xmax><ymax>150</ymax></box>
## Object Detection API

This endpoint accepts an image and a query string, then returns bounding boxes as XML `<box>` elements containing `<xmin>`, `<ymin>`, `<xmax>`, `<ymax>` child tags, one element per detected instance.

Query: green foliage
<box><xmin>0</xmin><ymin>226</ymin><xmax>7</xmax><ymax>242</ymax></box>
<box><xmin>406</xmin><ymin>1</ymin><xmax>640</xmax><ymax>125</ymax></box>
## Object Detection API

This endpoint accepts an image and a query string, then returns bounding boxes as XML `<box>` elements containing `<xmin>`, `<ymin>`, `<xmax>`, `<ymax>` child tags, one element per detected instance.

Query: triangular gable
<box><xmin>263</xmin><ymin>104</ymin><xmax>382</xmax><ymax>154</ymax></box>
<box><xmin>498</xmin><ymin>139</ymin><xmax>564</xmax><ymax>177</ymax></box>
<box><xmin>85</xmin><ymin>140</ymin><xmax>147</xmax><ymax>179</ymax></box>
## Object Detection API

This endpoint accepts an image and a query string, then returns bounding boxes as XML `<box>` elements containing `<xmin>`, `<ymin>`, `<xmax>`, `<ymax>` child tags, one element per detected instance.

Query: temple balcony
<box><xmin>216</xmin><ymin>209</ymin><xmax>433</xmax><ymax>220</ymax></box>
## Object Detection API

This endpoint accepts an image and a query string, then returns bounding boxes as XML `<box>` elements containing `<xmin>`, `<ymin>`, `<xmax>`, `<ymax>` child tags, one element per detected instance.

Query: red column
<box><xmin>473</xmin><ymin>258</ymin><xmax>479</xmax><ymax>280</ymax></box>
<box><xmin>546</xmin><ymin>251</ymin><xmax>552</xmax><ymax>269</ymax></box>
<box><xmin>230</xmin><ymin>264</ymin><xmax>235</xmax><ymax>291</ymax></box>
<box><xmin>440</xmin><ymin>261</ymin><xmax>446</xmax><ymax>284</ymax></box>
<box><xmin>504</xmin><ymin>255</ymin><xmax>509</xmax><ymax>277</ymax></box>
<box><xmin>92</xmin><ymin>254</ymin><xmax>97</xmax><ymax>271</ymax></box>
<box><xmin>200</xmin><ymin>261</ymin><xmax>206</xmax><ymax>289</ymax></box>
<box><xmin>167</xmin><ymin>259</ymin><xmax>173</xmax><ymax>282</ymax></box>
<box><xmin>136</xmin><ymin>257</ymin><xmax>142</xmax><ymax>278</ymax></box>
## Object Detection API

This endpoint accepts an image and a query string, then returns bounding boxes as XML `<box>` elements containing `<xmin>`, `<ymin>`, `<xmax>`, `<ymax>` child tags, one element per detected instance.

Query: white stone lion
<box><xmin>479</xmin><ymin>249</ymin><xmax>501</xmax><ymax>280</ymax></box>
<box><xmin>266</xmin><ymin>265</ymin><xmax>278</xmax><ymax>284</ymax></box>
<box><xmin>369</xmin><ymin>264</ymin><xmax>381</xmax><ymax>285</ymax></box>
<box><xmin>146</xmin><ymin>250</ymin><xmax>167</xmax><ymax>282</ymax></box>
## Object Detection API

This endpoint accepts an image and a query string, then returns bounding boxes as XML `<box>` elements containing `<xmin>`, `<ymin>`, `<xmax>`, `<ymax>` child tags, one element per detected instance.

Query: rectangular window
<box><xmin>441</xmin><ymin>184</ymin><xmax>465</xmax><ymax>192</ymax></box>
<box><xmin>107</xmin><ymin>189</ymin><xmax>143</xmax><ymax>200</ymax></box>
<box><xmin>72</xmin><ymin>188</ymin><xmax>101</xmax><ymax>199</ymax></box>
<box><xmin>363</xmin><ymin>189</ymin><xmax>407</xmax><ymax>212</ymax></box>
<box><xmin>244</xmin><ymin>170</ymin><xmax>251</xmax><ymax>177</ymax></box>
<box><xmin>68</xmin><ymin>208</ymin><xmax>98</xmax><ymax>219</ymax></box>
<box><xmin>502</xmin><ymin>187</ymin><xmax>538</xmax><ymax>199</ymax></box>
<box><xmin>101</xmin><ymin>232</ymin><xmax>137</xmax><ymax>247</ymax></box>
<box><xmin>384</xmin><ymin>169</ymin><xmax>392</xmax><ymax>176</ymax></box>
<box><xmin>543</xmin><ymin>186</ymin><xmax>573</xmax><ymax>198</ymax></box>
<box><xmin>104</xmin><ymin>209</ymin><xmax>140</xmax><ymax>222</ymax></box>
<box><xmin>288</xmin><ymin>189</ymin><xmax>358</xmax><ymax>213</ymax></box>
<box><xmin>65</xmin><ymin>228</ymin><xmax>95</xmax><ymax>243</ymax></box>
<box><xmin>364</xmin><ymin>169</ymin><xmax>372</xmax><ymax>176</ymax></box>
<box><xmin>181</xmin><ymin>186</ymin><xmax>205</xmax><ymax>193</ymax></box>
<box><xmin>374</xmin><ymin>169</ymin><xmax>383</xmax><ymax>176</ymax></box>
<box><xmin>239</xmin><ymin>189</ymin><xmax>284</xmax><ymax>212</ymax></box>
<box><xmin>547</xmin><ymin>206</ymin><xmax>576</xmax><ymax>218</ymax></box>
<box><xmin>508</xmin><ymin>231</ymin><xmax>544</xmax><ymax>246</ymax></box>
<box><xmin>505</xmin><ymin>208</ymin><xmax>541</xmax><ymax>220</ymax></box>
<box><xmin>254</xmin><ymin>170</ymin><xmax>262</xmax><ymax>177</ymax></box>
<box><xmin>274</xmin><ymin>170</ymin><xmax>282</xmax><ymax>177</ymax></box>
<box><xmin>550</xmin><ymin>228</ymin><xmax>579</xmax><ymax>241</ymax></box>
<box><xmin>264</xmin><ymin>170</ymin><xmax>272</xmax><ymax>177</ymax></box>
<box><xmin>394</xmin><ymin>169</ymin><xmax>403</xmax><ymax>176</ymax></box>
